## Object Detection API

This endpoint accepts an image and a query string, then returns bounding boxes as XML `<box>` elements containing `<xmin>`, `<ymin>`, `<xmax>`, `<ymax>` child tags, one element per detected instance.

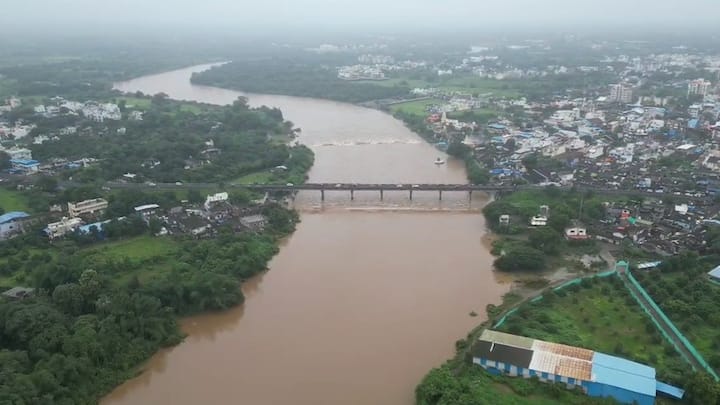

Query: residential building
<box><xmin>44</xmin><ymin>217</ymin><xmax>83</xmax><ymax>239</ymax></box>
<box><xmin>530</xmin><ymin>215</ymin><xmax>547</xmax><ymax>226</ymax></box>
<box><xmin>205</xmin><ymin>192</ymin><xmax>229</xmax><ymax>210</ymax></box>
<box><xmin>472</xmin><ymin>330</ymin><xmax>684</xmax><ymax>405</ymax></box>
<box><xmin>565</xmin><ymin>226</ymin><xmax>589</xmax><ymax>240</ymax></box>
<box><xmin>134</xmin><ymin>204</ymin><xmax>160</xmax><ymax>216</ymax></box>
<box><xmin>0</xmin><ymin>211</ymin><xmax>30</xmax><ymax>240</ymax></box>
<box><xmin>240</xmin><ymin>214</ymin><xmax>267</xmax><ymax>231</ymax></box>
<box><xmin>609</xmin><ymin>84</ymin><xmax>634</xmax><ymax>104</ymax></box>
<box><xmin>688</xmin><ymin>79</ymin><xmax>711</xmax><ymax>97</ymax></box>
<box><xmin>68</xmin><ymin>198</ymin><xmax>108</xmax><ymax>217</ymax></box>
<box><xmin>3</xmin><ymin>147</ymin><xmax>32</xmax><ymax>160</ymax></box>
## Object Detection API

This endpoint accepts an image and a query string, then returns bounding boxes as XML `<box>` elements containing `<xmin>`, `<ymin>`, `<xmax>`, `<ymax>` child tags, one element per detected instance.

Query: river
<box><xmin>104</xmin><ymin>64</ymin><xmax>512</xmax><ymax>405</ymax></box>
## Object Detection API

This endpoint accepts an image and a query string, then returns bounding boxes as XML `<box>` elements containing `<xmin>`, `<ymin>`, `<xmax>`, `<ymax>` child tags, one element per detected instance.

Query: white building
<box><xmin>530</xmin><ymin>216</ymin><xmax>548</xmax><ymax>226</ymax></box>
<box><xmin>688</xmin><ymin>79</ymin><xmax>711</xmax><ymax>97</ymax></box>
<box><xmin>2</xmin><ymin>147</ymin><xmax>32</xmax><ymax>160</ymax></box>
<box><xmin>204</xmin><ymin>192</ymin><xmax>229</xmax><ymax>209</ymax></box>
<box><xmin>45</xmin><ymin>217</ymin><xmax>83</xmax><ymax>239</ymax></box>
<box><xmin>565</xmin><ymin>226</ymin><xmax>589</xmax><ymax>240</ymax></box>
<box><xmin>609</xmin><ymin>84</ymin><xmax>633</xmax><ymax>104</ymax></box>
<box><xmin>68</xmin><ymin>198</ymin><xmax>108</xmax><ymax>217</ymax></box>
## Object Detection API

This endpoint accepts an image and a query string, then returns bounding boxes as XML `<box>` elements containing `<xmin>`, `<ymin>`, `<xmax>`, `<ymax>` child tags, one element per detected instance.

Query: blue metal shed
<box><xmin>0</xmin><ymin>212</ymin><xmax>29</xmax><ymax>224</ymax></box>
<box><xmin>587</xmin><ymin>353</ymin><xmax>656</xmax><ymax>405</ymax></box>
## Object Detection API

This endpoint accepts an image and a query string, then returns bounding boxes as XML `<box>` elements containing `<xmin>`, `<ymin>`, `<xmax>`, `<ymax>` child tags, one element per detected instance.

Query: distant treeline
<box><xmin>191</xmin><ymin>59</ymin><xmax>410</xmax><ymax>103</ymax></box>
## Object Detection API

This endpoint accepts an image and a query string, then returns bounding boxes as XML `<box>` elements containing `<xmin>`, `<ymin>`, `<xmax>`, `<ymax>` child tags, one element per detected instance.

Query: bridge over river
<box><xmin>101</xmin><ymin>181</ymin><xmax>709</xmax><ymax>202</ymax></box>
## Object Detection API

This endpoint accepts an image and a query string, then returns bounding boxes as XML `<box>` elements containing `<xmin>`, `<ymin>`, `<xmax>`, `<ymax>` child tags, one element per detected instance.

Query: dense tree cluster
<box><xmin>30</xmin><ymin>97</ymin><xmax>305</xmax><ymax>184</ymax></box>
<box><xmin>191</xmin><ymin>59</ymin><xmax>409</xmax><ymax>103</ymax></box>
<box><xmin>0</xmin><ymin>204</ymin><xmax>299</xmax><ymax>403</ymax></box>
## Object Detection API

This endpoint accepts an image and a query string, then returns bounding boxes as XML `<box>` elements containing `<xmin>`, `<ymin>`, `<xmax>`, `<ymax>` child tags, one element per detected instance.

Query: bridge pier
<box><xmin>439</xmin><ymin>190</ymin><xmax>442</xmax><ymax>201</ymax></box>
<box><xmin>468</xmin><ymin>190</ymin><xmax>473</xmax><ymax>201</ymax></box>
<box><xmin>350</xmin><ymin>189</ymin><xmax>354</xmax><ymax>201</ymax></box>
<box><xmin>380</xmin><ymin>189</ymin><xmax>383</xmax><ymax>200</ymax></box>
<box><xmin>409</xmin><ymin>189</ymin><xmax>413</xmax><ymax>200</ymax></box>
<box><xmin>320</xmin><ymin>189</ymin><xmax>325</xmax><ymax>201</ymax></box>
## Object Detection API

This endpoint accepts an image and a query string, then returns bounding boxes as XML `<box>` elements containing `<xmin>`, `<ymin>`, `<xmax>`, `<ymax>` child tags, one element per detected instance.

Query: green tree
<box><xmin>528</xmin><ymin>227</ymin><xmax>562</xmax><ymax>255</ymax></box>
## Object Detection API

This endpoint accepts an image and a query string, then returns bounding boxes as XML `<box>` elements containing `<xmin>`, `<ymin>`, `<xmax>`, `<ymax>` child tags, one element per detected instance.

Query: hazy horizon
<box><xmin>2</xmin><ymin>0</ymin><xmax>719</xmax><ymax>36</ymax></box>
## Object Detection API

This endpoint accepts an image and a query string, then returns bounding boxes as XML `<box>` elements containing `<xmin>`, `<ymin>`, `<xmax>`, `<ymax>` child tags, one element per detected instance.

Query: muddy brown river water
<box><xmin>103</xmin><ymin>64</ymin><xmax>512</xmax><ymax>405</ymax></box>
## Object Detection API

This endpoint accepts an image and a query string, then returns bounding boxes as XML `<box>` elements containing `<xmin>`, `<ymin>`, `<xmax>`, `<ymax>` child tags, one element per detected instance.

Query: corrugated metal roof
<box><xmin>656</xmin><ymin>381</ymin><xmax>685</xmax><ymax>399</ymax></box>
<box><xmin>0</xmin><ymin>211</ymin><xmax>29</xmax><ymax>224</ymax></box>
<box><xmin>591</xmin><ymin>352</ymin><xmax>656</xmax><ymax>397</ymax></box>
<box><xmin>708</xmin><ymin>265</ymin><xmax>720</xmax><ymax>280</ymax></box>
<box><xmin>480</xmin><ymin>330</ymin><xmax>535</xmax><ymax>350</ymax></box>
<box><xmin>530</xmin><ymin>341</ymin><xmax>593</xmax><ymax>380</ymax></box>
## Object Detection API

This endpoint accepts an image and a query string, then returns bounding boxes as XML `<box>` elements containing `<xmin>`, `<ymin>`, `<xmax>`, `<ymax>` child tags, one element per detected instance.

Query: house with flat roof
<box><xmin>472</xmin><ymin>330</ymin><xmax>684</xmax><ymax>405</ymax></box>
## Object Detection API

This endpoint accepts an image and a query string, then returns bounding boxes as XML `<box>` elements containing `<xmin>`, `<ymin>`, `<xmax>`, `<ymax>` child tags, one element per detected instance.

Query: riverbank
<box><xmin>100</xmin><ymin>64</ymin><xmax>510</xmax><ymax>405</ymax></box>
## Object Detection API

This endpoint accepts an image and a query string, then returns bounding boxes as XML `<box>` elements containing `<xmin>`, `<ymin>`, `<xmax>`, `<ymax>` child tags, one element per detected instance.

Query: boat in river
<box><xmin>434</xmin><ymin>157</ymin><xmax>446</xmax><ymax>165</ymax></box>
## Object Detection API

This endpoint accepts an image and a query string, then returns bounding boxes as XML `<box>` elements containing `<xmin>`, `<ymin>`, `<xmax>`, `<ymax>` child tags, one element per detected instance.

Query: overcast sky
<box><xmin>2</xmin><ymin>0</ymin><xmax>717</xmax><ymax>33</ymax></box>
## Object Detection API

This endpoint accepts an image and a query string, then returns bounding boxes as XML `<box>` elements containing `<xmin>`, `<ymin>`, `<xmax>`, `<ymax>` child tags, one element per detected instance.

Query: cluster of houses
<box><xmin>33</xmin><ymin>98</ymin><xmax>122</xmax><ymax>122</ymax></box>
<box><xmin>40</xmin><ymin>192</ymin><xmax>268</xmax><ymax>241</ymax></box>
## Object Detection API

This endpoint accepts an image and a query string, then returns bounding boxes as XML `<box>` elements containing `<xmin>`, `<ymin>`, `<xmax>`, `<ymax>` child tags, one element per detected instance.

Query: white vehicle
<box><xmin>286</xmin><ymin>183</ymin><xmax>294</xmax><ymax>187</ymax></box>
<box><xmin>175</xmin><ymin>181</ymin><xmax>183</xmax><ymax>186</ymax></box>
<box><xmin>434</xmin><ymin>157</ymin><xmax>446</xmax><ymax>165</ymax></box>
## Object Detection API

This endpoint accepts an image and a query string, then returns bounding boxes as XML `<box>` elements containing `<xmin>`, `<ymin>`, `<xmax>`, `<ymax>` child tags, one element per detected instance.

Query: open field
<box><xmin>233</xmin><ymin>170</ymin><xmax>276</xmax><ymax>184</ymax></box>
<box><xmin>388</xmin><ymin>98</ymin><xmax>442</xmax><ymax>116</ymax></box>
<box><xmin>0</xmin><ymin>188</ymin><xmax>30</xmax><ymax>212</ymax></box>
<box><xmin>116</xmin><ymin>96</ymin><xmax>152</xmax><ymax>109</ymax></box>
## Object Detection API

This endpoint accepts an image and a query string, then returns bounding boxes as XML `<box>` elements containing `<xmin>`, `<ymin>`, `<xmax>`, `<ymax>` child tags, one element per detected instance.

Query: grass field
<box><xmin>496</xmin><ymin>276</ymin><xmax>685</xmax><ymax>380</ymax></box>
<box><xmin>0</xmin><ymin>188</ymin><xmax>29</xmax><ymax>212</ymax></box>
<box><xmin>116</xmin><ymin>97</ymin><xmax>152</xmax><ymax>110</ymax></box>
<box><xmin>388</xmin><ymin>98</ymin><xmax>442</xmax><ymax>116</ymax></box>
<box><xmin>233</xmin><ymin>170</ymin><xmax>276</xmax><ymax>184</ymax></box>
<box><xmin>84</xmin><ymin>235</ymin><xmax>177</xmax><ymax>261</ymax></box>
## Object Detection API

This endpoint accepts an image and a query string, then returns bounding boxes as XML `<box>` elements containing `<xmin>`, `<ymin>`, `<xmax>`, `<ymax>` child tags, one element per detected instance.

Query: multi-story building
<box><xmin>44</xmin><ymin>217</ymin><xmax>83</xmax><ymax>239</ymax></box>
<box><xmin>609</xmin><ymin>84</ymin><xmax>633</xmax><ymax>103</ymax></box>
<box><xmin>68</xmin><ymin>198</ymin><xmax>108</xmax><ymax>218</ymax></box>
<box><xmin>688</xmin><ymin>79</ymin><xmax>711</xmax><ymax>97</ymax></box>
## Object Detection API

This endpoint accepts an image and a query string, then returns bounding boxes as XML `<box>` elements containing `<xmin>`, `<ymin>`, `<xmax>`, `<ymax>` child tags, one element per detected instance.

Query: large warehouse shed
<box><xmin>472</xmin><ymin>330</ymin><xmax>684</xmax><ymax>405</ymax></box>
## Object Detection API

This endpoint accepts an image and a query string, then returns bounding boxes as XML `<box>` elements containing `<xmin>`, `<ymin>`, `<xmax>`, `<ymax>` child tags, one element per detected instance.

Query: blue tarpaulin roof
<box><xmin>591</xmin><ymin>352</ymin><xmax>656</xmax><ymax>397</ymax></box>
<box><xmin>488</xmin><ymin>123</ymin><xmax>506</xmax><ymax>130</ymax></box>
<box><xmin>656</xmin><ymin>381</ymin><xmax>685</xmax><ymax>399</ymax></box>
<box><xmin>0</xmin><ymin>211</ymin><xmax>29</xmax><ymax>224</ymax></box>
<box><xmin>688</xmin><ymin>119</ymin><xmax>699</xmax><ymax>129</ymax></box>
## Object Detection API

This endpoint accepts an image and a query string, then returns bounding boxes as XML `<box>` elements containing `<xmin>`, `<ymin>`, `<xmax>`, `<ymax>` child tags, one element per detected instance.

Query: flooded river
<box><xmin>104</xmin><ymin>64</ymin><xmax>512</xmax><ymax>405</ymax></box>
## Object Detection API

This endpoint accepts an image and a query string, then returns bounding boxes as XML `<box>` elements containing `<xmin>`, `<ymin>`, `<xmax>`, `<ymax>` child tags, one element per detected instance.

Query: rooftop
<box><xmin>0</xmin><ymin>211</ymin><xmax>29</xmax><ymax>224</ymax></box>
<box><xmin>591</xmin><ymin>352</ymin><xmax>656</xmax><ymax>397</ymax></box>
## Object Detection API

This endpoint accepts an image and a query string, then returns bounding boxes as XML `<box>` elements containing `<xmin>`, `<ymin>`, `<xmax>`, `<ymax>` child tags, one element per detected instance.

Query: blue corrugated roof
<box><xmin>10</xmin><ymin>159</ymin><xmax>39</xmax><ymax>166</ymax></box>
<box><xmin>656</xmin><ymin>381</ymin><xmax>685</xmax><ymax>399</ymax></box>
<box><xmin>708</xmin><ymin>265</ymin><xmax>720</xmax><ymax>280</ymax></box>
<box><xmin>78</xmin><ymin>220</ymin><xmax>111</xmax><ymax>234</ymax></box>
<box><xmin>0</xmin><ymin>211</ymin><xmax>29</xmax><ymax>224</ymax></box>
<box><xmin>591</xmin><ymin>352</ymin><xmax>656</xmax><ymax>397</ymax></box>
<box><xmin>488</xmin><ymin>123</ymin><xmax>506</xmax><ymax>130</ymax></box>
